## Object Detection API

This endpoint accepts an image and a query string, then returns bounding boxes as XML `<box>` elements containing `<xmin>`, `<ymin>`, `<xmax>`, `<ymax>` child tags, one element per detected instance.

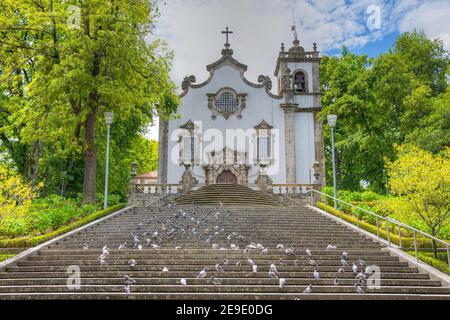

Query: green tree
<box><xmin>0</xmin><ymin>1</ymin><xmax>175</xmax><ymax>203</ymax></box>
<box><xmin>386</xmin><ymin>145</ymin><xmax>450</xmax><ymax>257</ymax></box>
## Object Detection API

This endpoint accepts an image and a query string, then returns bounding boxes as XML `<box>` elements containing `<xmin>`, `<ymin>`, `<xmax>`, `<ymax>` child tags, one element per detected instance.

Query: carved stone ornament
<box><xmin>207</xmin><ymin>87</ymin><xmax>247</xmax><ymax>120</ymax></box>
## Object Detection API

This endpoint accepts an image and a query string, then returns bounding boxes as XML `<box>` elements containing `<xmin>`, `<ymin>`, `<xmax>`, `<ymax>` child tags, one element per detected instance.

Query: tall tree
<box><xmin>0</xmin><ymin>0</ymin><xmax>175</xmax><ymax>202</ymax></box>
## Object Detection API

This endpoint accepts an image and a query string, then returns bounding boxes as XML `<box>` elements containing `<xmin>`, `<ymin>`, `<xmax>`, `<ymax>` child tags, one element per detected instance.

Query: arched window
<box><xmin>293</xmin><ymin>71</ymin><xmax>307</xmax><ymax>93</ymax></box>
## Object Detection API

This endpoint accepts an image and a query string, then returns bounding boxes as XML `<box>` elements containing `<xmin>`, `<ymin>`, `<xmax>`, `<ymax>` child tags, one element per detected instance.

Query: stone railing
<box><xmin>128</xmin><ymin>183</ymin><xmax>181</xmax><ymax>207</ymax></box>
<box><xmin>269</xmin><ymin>184</ymin><xmax>322</xmax><ymax>205</ymax></box>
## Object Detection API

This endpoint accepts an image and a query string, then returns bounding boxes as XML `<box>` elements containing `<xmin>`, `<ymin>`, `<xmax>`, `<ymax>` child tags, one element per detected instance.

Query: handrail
<box><xmin>306</xmin><ymin>189</ymin><xmax>450</xmax><ymax>269</ymax></box>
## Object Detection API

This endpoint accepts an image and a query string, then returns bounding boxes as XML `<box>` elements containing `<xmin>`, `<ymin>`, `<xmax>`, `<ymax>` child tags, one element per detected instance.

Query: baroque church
<box><xmin>157</xmin><ymin>27</ymin><xmax>325</xmax><ymax>189</ymax></box>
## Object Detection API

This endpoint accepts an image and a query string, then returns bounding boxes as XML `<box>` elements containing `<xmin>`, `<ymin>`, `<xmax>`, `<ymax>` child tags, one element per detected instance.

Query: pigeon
<box><xmin>236</xmin><ymin>260</ymin><xmax>241</xmax><ymax>267</ymax></box>
<box><xmin>338</xmin><ymin>267</ymin><xmax>345</xmax><ymax>273</ymax></box>
<box><xmin>212</xmin><ymin>244</ymin><xmax>219</xmax><ymax>249</ymax></box>
<box><xmin>279</xmin><ymin>278</ymin><xmax>286</xmax><ymax>289</ymax></box>
<box><xmin>82</xmin><ymin>243</ymin><xmax>89</xmax><ymax>250</ymax></box>
<box><xmin>355</xmin><ymin>284</ymin><xmax>365</xmax><ymax>294</ymax></box>
<box><xmin>358</xmin><ymin>259</ymin><xmax>366</xmax><ymax>266</ymax></box>
<box><xmin>309</xmin><ymin>259</ymin><xmax>318</xmax><ymax>266</ymax></box>
<box><xmin>268</xmin><ymin>269</ymin><xmax>278</xmax><ymax>279</ymax></box>
<box><xmin>313</xmin><ymin>270</ymin><xmax>320</xmax><ymax>280</ymax></box>
<box><xmin>252</xmin><ymin>264</ymin><xmax>258</xmax><ymax>273</ymax></box>
<box><xmin>326</xmin><ymin>244</ymin><xmax>337</xmax><ymax>250</ymax></box>
<box><xmin>352</xmin><ymin>263</ymin><xmax>358</xmax><ymax>274</ymax></box>
<box><xmin>230</xmin><ymin>244</ymin><xmax>238</xmax><ymax>250</ymax></box>
<box><xmin>118</xmin><ymin>242</ymin><xmax>127</xmax><ymax>250</ymax></box>
<box><xmin>180</xmin><ymin>278</ymin><xmax>187</xmax><ymax>286</ymax></box>
<box><xmin>276</xmin><ymin>244</ymin><xmax>285</xmax><ymax>250</ymax></box>
<box><xmin>303</xmin><ymin>284</ymin><xmax>312</xmax><ymax>294</ymax></box>
<box><xmin>162</xmin><ymin>267</ymin><xmax>169</xmax><ymax>272</ymax></box>
<box><xmin>128</xmin><ymin>259</ymin><xmax>137</xmax><ymax>267</ymax></box>
<box><xmin>260</xmin><ymin>248</ymin><xmax>269</xmax><ymax>255</ymax></box>
<box><xmin>285</xmin><ymin>248</ymin><xmax>295</xmax><ymax>255</ymax></box>
<box><xmin>333</xmin><ymin>278</ymin><xmax>339</xmax><ymax>286</ymax></box>
<box><xmin>269</xmin><ymin>263</ymin><xmax>278</xmax><ymax>273</ymax></box>
<box><xmin>215</xmin><ymin>264</ymin><xmax>224</xmax><ymax>272</ymax></box>
<box><xmin>294</xmin><ymin>259</ymin><xmax>299</xmax><ymax>267</ymax></box>
<box><xmin>197</xmin><ymin>267</ymin><xmax>207</xmax><ymax>278</ymax></box>
<box><xmin>123</xmin><ymin>275</ymin><xmax>136</xmax><ymax>285</ymax></box>
<box><xmin>223</xmin><ymin>259</ymin><xmax>229</xmax><ymax>266</ymax></box>
<box><xmin>210</xmin><ymin>276</ymin><xmax>222</xmax><ymax>286</ymax></box>
<box><xmin>123</xmin><ymin>284</ymin><xmax>131</xmax><ymax>294</ymax></box>
<box><xmin>305</xmin><ymin>248</ymin><xmax>312</xmax><ymax>256</ymax></box>
<box><xmin>102</xmin><ymin>245</ymin><xmax>110</xmax><ymax>256</ymax></box>
<box><xmin>138</xmin><ymin>244</ymin><xmax>143</xmax><ymax>251</ymax></box>
<box><xmin>341</xmin><ymin>258</ymin><xmax>349</xmax><ymax>267</ymax></box>
<box><xmin>342</xmin><ymin>251</ymin><xmax>349</xmax><ymax>260</ymax></box>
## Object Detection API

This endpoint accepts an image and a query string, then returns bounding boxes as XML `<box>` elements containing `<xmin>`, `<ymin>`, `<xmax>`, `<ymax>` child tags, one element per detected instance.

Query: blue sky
<box><xmin>146</xmin><ymin>0</ymin><xmax>450</xmax><ymax>139</ymax></box>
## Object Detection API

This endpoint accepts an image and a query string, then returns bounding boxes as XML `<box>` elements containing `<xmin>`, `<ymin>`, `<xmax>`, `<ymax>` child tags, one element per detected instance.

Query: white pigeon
<box><xmin>260</xmin><ymin>248</ymin><xmax>269</xmax><ymax>255</ymax></box>
<box><xmin>352</xmin><ymin>263</ymin><xmax>358</xmax><ymax>273</ymax></box>
<box><xmin>151</xmin><ymin>244</ymin><xmax>160</xmax><ymax>249</ymax></box>
<box><xmin>215</xmin><ymin>264</ymin><xmax>224</xmax><ymax>272</ymax></box>
<box><xmin>212</xmin><ymin>244</ymin><xmax>219</xmax><ymax>249</ymax></box>
<box><xmin>138</xmin><ymin>244</ymin><xmax>143</xmax><ymax>251</ymax></box>
<box><xmin>269</xmin><ymin>263</ymin><xmax>278</xmax><ymax>273</ymax></box>
<box><xmin>83</xmin><ymin>243</ymin><xmax>89</xmax><ymax>250</ymax></box>
<box><xmin>128</xmin><ymin>259</ymin><xmax>137</xmax><ymax>267</ymax></box>
<box><xmin>256</xmin><ymin>244</ymin><xmax>264</xmax><ymax>250</ymax></box>
<box><xmin>285</xmin><ymin>248</ymin><xmax>295</xmax><ymax>255</ymax></box>
<box><xmin>303</xmin><ymin>284</ymin><xmax>312</xmax><ymax>294</ymax></box>
<box><xmin>305</xmin><ymin>248</ymin><xmax>312</xmax><ymax>256</ymax></box>
<box><xmin>180</xmin><ymin>278</ymin><xmax>187</xmax><ymax>286</ymax></box>
<box><xmin>230</xmin><ymin>244</ymin><xmax>238</xmax><ymax>250</ymax></box>
<box><xmin>313</xmin><ymin>270</ymin><xmax>320</xmax><ymax>280</ymax></box>
<box><xmin>309</xmin><ymin>259</ymin><xmax>318</xmax><ymax>266</ymax></box>
<box><xmin>197</xmin><ymin>267</ymin><xmax>207</xmax><ymax>278</ymax></box>
<box><xmin>252</xmin><ymin>264</ymin><xmax>258</xmax><ymax>273</ymax></box>
<box><xmin>326</xmin><ymin>244</ymin><xmax>337</xmax><ymax>250</ymax></box>
<box><xmin>118</xmin><ymin>242</ymin><xmax>127</xmax><ymax>250</ymax></box>
<box><xmin>236</xmin><ymin>260</ymin><xmax>241</xmax><ymax>267</ymax></box>
<box><xmin>342</xmin><ymin>251</ymin><xmax>349</xmax><ymax>260</ymax></box>
<box><xmin>223</xmin><ymin>259</ymin><xmax>229</xmax><ymax>265</ymax></box>
<box><xmin>279</xmin><ymin>278</ymin><xmax>286</xmax><ymax>289</ymax></box>
<box><xmin>276</xmin><ymin>244</ymin><xmax>285</xmax><ymax>250</ymax></box>
<box><xmin>162</xmin><ymin>267</ymin><xmax>169</xmax><ymax>272</ymax></box>
<box><xmin>338</xmin><ymin>267</ymin><xmax>345</xmax><ymax>273</ymax></box>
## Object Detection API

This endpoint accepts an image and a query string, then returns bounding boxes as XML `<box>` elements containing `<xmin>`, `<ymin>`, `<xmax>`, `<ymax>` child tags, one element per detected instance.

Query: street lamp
<box><xmin>327</xmin><ymin>114</ymin><xmax>338</xmax><ymax>209</ymax></box>
<box><xmin>104</xmin><ymin>112</ymin><xmax>114</xmax><ymax>209</ymax></box>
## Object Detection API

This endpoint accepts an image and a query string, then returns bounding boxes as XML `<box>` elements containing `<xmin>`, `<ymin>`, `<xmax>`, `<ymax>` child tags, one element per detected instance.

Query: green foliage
<box><xmin>320</xmin><ymin>31</ymin><xmax>449</xmax><ymax>192</ymax></box>
<box><xmin>0</xmin><ymin>204</ymin><xmax>126</xmax><ymax>248</ymax></box>
<box><xmin>0</xmin><ymin>193</ymin><xmax>122</xmax><ymax>238</ymax></box>
<box><xmin>407</xmin><ymin>251</ymin><xmax>450</xmax><ymax>275</ymax></box>
<box><xmin>0</xmin><ymin>0</ymin><xmax>176</xmax><ymax>202</ymax></box>
<box><xmin>0</xmin><ymin>254</ymin><xmax>14</xmax><ymax>263</ymax></box>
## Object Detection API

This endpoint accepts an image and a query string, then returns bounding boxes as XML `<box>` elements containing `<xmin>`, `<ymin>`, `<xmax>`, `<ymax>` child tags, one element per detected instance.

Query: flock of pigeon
<box><xmin>82</xmin><ymin>203</ymin><xmax>372</xmax><ymax>295</ymax></box>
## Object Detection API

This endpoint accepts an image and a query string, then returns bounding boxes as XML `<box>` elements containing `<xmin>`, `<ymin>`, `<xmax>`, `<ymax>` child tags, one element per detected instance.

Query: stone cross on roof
<box><xmin>222</xmin><ymin>27</ymin><xmax>233</xmax><ymax>48</ymax></box>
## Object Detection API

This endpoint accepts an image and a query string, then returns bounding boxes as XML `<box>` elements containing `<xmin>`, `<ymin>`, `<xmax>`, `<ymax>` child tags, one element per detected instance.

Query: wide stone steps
<box><xmin>0</xmin><ymin>203</ymin><xmax>448</xmax><ymax>300</ymax></box>
<box><xmin>175</xmin><ymin>184</ymin><xmax>281</xmax><ymax>206</ymax></box>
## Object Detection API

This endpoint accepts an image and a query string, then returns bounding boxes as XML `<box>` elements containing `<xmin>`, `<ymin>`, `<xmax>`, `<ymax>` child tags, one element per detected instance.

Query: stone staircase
<box><xmin>0</xmin><ymin>204</ymin><xmax>449</xmax><ymax>300</ymax></box>
<box><xmin>175</xmin><ymin>184</ymin><xmax>281</xmax><ymax>206</ymax></box>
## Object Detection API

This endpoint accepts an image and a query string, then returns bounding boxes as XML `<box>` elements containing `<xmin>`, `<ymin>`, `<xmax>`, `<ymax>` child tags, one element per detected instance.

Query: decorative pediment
<box><xmin>254</xmin><ymin>120</ymin><xmax>273</xmax><ymax>130</ymax></box>
<box><xmin>179</xmin><ymin>120</ymin><xmax>196</xmax><ymax>131</ymax></box>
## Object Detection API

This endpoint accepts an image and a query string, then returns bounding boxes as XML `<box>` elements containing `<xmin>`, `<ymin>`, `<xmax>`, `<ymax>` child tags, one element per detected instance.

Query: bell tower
<box><xmin>274</xmin><ymin>24</ymin><xmax>325</xmax><ymax>186</ymax></box>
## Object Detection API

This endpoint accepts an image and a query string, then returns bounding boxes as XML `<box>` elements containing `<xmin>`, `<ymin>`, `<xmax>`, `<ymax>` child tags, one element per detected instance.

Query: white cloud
<box><xmin>399</xmin><ymin>1</ymin><xmax>450</xmax><ymax>50</ymax></box>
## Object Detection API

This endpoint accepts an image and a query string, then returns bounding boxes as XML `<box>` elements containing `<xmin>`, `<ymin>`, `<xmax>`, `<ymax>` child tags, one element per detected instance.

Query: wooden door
<box><xmin>216</xmin><ymin>170</ymin><xmax>238</xmax><ymax>184</ymax></box>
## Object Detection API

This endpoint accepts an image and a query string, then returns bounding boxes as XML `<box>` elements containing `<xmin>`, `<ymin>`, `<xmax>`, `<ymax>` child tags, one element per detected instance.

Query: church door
<box><xmin>216</xmin><ymin>170</ymin><xmax>238</xmax><ymax>184</ymax></box>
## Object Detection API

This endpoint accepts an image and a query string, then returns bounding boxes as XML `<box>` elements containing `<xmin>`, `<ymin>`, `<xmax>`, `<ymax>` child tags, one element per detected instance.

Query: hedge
<box><xmin>0</xmin><ymin>204</ymin><xmax>126</xmax><ymax>248</ymax></box>
<box><xmin>407</xmin><ymin>252</ymin><xmax>450</xmax><ymax>275</ymax></box>
<box><xmin>0</xmin><ymin>254</ymin><xmax>14</xmax><ymax>263</ymax></box>
<box><xmin>316</xmin><ymin>202</ymin><xmax>434</xmax><ymax>249</ymax></box>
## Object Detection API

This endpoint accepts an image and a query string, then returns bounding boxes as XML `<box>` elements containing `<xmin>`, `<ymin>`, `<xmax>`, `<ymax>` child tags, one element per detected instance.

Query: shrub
<box><xmin>0</xmin><ymin>217</ymin><xmax>29</xmax><ymax>238</ymax></box>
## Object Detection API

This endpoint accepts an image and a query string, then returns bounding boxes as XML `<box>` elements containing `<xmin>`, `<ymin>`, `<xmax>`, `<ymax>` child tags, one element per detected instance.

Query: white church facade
<box><xmin>157</xmin><ymin>28</ymin><xmax>325</xmax><ymax>190</ymax></box>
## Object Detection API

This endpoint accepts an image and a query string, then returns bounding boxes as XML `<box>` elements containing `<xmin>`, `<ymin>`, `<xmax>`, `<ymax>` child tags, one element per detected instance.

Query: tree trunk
<box><xmin>82</xmin><ymin>108</ymin><xmax>98</xmax><ymax>204</ymax></box>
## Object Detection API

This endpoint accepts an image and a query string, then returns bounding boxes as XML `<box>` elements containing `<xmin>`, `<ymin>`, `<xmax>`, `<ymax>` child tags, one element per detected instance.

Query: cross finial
<box><xmin>222</xmin><ymin>26</ymin><xmax>233</xmax><ymax>48</ymax></box>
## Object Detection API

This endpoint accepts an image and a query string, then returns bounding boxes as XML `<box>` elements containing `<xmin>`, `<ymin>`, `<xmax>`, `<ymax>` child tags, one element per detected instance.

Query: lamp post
<box><xmin>104</xmin><ymin>112</ymin><xmax>114</xmax><ymax>209</ymax></box>
<box><xmin>327</xmin><ymin>114</ymin><xmax>338</xmax><ymax>209</ymax></box>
